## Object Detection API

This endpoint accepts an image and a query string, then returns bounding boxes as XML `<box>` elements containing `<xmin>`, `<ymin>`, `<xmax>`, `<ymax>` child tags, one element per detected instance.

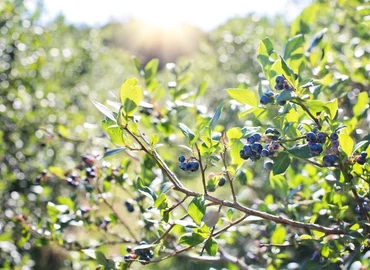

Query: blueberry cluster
<box><xmin>275</xmin><ymin>75</ymin><xmax>293</xmax><ymax>91</ymax></box>
<box><xmin>124</xmin><ymin>241</ymin><xmax>154</xmax><ymax>262</ymax></box>
<box><xmin>321</xmin><ymin>132</ymin><xmax>340</xmax><ymax>166</ymax></box>
<box><xmin>355</xmin><ymin>151</ymin><xmax>368</xmax><ymax>165</ymax></box>
<box><xmin>178</xmin><ymin>155</ymin><xmax>199</xmax><ymax>172</ymax></box>
<box><xmin>355</xmin><ymin>198</ymin><xmax>370</xmax><ymax>221</ymax></box>
<box><xmin>124</xmin><ymin>200</ymin><xmax>135</xmax><ymax>212</ymax></box>
<box><xmin>66</xmin><ymin>174</ymin><xmax>79</xmax><ymax>188</ymax></box>
<box><xmin>240</xmin><ymin>129</ymin><xmax>281</xmax><ymax>162</ymax></box>
<box><xmin>306</xmin><ymin>130</ymin><xmax>326</xmax><ymax>156</ymax></box>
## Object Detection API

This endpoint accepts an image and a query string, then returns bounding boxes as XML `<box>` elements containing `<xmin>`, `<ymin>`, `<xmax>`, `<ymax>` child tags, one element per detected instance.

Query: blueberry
<box><xmin>283</xmin><ymin>83</ymin><xmax>293</xmax><ymax>91</ymax></box>
<box><xmin>275</xmin><ymin>84</ymin><xmax>284</xmax><ymax>90</ymax></box>
<box><xmin>271</xmin><ymin>142</ymin><xmax>280</xmax><ymax>151</ymax></box>
<box><xmin>125</xmin><ymin>201</ymin><xmax>135</xmax><ymax>213</ymax></box>
<box><xmin>317</xmin><ymin>132</ymin><xmax>326</xmax><ymax>144</ymax></box>
<box><xmin>250</xmin><ymin>154</ymin><xmax>261</xmax><ymax>161</ymax></box>
<box><xmin>139</xmin><ymin>255</ymin><xmax>150</xmax><ymax>262</ymax></box>
<box><xmin>260</xmin><ymin>95</ymin><xmax>270</xmax><ymax>105</ymax></box>
<box><xmin>247</xmin><ymin>136</ymin><xmax>256</xmax><ymax>144</ymax></box>
<box><xmin>331</xmin><ymin>140</ymin><xmax>339</xmax><ymax>148</ymax></box>
<box><xmin>253</xmin><ymin>133</ymin><xmax>262</xmax><ymax>142</ymax></box>
<box><xmin>148</xmin><ymin>250</ymin><xmax>154</xmax><ymax>258</ymax></box>
<box><xmin>306</xmin><ymin>132</ymin><xmax>317</xmax><ymax>142</ymax></box>
<box><xmin>330</xmin><ymin>133</ymin><xmax>339</xmax><ymax>141</ymax></box>
<box><xmin>323</xmin><ymin>154</ymin><xmax>338</xmax><ymax>166</ymax></box>
<box><xmin>361</xmin><ymin>151</ymin><xmax>368</xmax><ymax>158</ymax></box>
<box><xmin>261</xmin><ymin>149</ymin><xmax>270</xmax><ymax>157</ymax></box>
<box><xmin>179</xmin><ymin>162</ymin><xmax>188</xmax><ymax>171</ymax></box>
<box><xmin>264</xmin><ymin>161</ymin><xmax>274</xmax><ymax>171</ymax></box>
<box><xmin>178</xmin><ymin>155</ymin><xmax>185</xmax><ymax>162</ymax></box>
<box><xmin>218</xmin><ymin>177</ymin><xmax>226</xmax><ymax>187</ymax></box>
<box><xmin>126</xmin><ymin>247</ymin><xmax>133</xmax><ymax>253</ymax></box>
<box><xmin>240</xmin><ymin>149</ymin><xmax>249</xmax><ymax>160</ymax></box>
<box><xmin>275</xmin><ymin>75</ymin><xmax>285</xmax><ymax>85</ymax></box>
<box><xmin>308</xmin><ymin>143</ymin><xmax>323</xmax><ymax>156</ymax></box>
<box><xmin>188</xmin><ymin>161</ymin><xmax>199</xmax><ymax>172</ymax></box>
<box><xmin>265</xmin><ymin>128</ymin><xmax>280</xmax><ymax>140</ymax></box>
<box><xmin>355</xmin><ymin>155</ymin><xmax>366</xmax><ymax>165</ymax></box>
<box><xmin>243</xmin><ymin>145</ymin><xmax>253</xmax><ymax>156</ymax></box>
<box><xmin>251</xmin><ymin>143</ymin><xmax>263</xmax><ymax>154</ymax></box>
<box><xmin>124</xmin><ymin>254</ymin><xmax>134</xmax><ymax>262</ymax></box>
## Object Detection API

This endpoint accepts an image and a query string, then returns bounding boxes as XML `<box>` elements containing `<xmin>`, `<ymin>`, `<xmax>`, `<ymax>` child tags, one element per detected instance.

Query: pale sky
<box><xmin>38</xmin><ymin>0</ymin><xmax>311</xmax><ymax>31</ymax></box>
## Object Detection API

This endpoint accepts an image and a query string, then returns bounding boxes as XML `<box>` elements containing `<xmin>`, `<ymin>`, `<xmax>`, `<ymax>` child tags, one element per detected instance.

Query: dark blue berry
<box><xmin>275</xmin><ymin>84</ymin><xmax>284</xmax><ymax>90</ymax></box>
<box><xmin>253</xmin><ymin>133</ymin><xmax>262</xmax><ymax>142</ymax></box>
<box><xmin>240</xmin><ymin>149</ymin><xmax>249</xmax><ymax>160</ymax></box>
<box><xmin>331</xmin><ymin>140</ymin><xmax>339</xmax><ymax>148</ymax></box>
<box><xmin>218</xmin><ymin>177</ymin><xmax>226</xmax><ymax>187</ymax></box>
<box><xmin>317</xmin><ymin>132</ymin><xmax>326</xmax><ymax>144</ymax></box>
<box><xmin>179</xmin><ymin>162</ymin><xmax>188</xmax><ymax>171</ymax></box>
<box><xmin>178</xmin><ymin>155</ymin><xmax>185</xmax><ymax>162</ymax></box>
<box><xmin>243</xmin><ymin>145</ymin><xmax>253</xmax><ymax>156</ymax></box>
<box><xmin>355</xmin><ymin>155</ymin><xmax>366</xmax><ymax>165</ymax></box>
<box><xmin>271</xmin><ymin>142</ymin><xmax>280</xmax><ymax>151</ymax></box>
<box><xmin>308</xmin><ymin>143</ymin><xmax>323</xmax><ymax>156</ymax></box>
<box><xmin>188</xmin><ymin>161</ymin><xmax>199</xmax><ymax>172</ymax></box>
<box><xmin>126</xmin><ymin>247</ymin><xmax>133</xmax><ymax>253</ymax></box>
<box><xmin>306</xmin><ymin>132</ymin><xmax>317</xmax><ymax>142</ymax></box>
<box><xmin>361</xmin><ymin>151</ymin><xmax>368</xmax><ymax>158</ymax></box>
<box><xmin>250</xmin><ymin>154</ymin><xmax>261</xmax><ymax>161</ymax></box>
<box><xmin>275</xmin><ymin>75</ymin><xmax>285</xmax><ymax>85</ymax></box>
<box><xmin>124</xmin><ymin>254</ymin><xmax>134</xmax><ymax>262</ymax></box>
<box><xmin>323</xmin><ymin>154</ymin><xmax>338</xmax><ymax>166</ymax></box>
<box><xmin>139</xmin><ymin>255</ymin><xmax>150</xmax><ymax>262</ymax></box>
<box><xmin>247</xmin><ymin>136</ymin><xmax>256</xmax><ymax>144</ymax></box>
<box><xmin>265</xmin><ymin>128</ymin><xmax>280</xmax><ymax>140</ymax></box>
<box><xmin>260</xmin><ymin>95</ymin><xmax>270</xmax><ymax>105</ymax></box>
<box><xmin>330</xmin><ymin>133</ymin><xmax>338</xmax><ymax>141</ymax></box>
<box><xmin>261</xmin><ymin>149</ymin><xmax>270</xmax><ymax>157</ymax></box>
<box><xmin>125</xmin><ymin>201</ymin><xmax>135</xmax><ymax>213</ymax></box>
<box><xmin>251</xmin><ymin>143</ymin><xmax>263</xmax><ymax>154</ymax></box>
<box><xmin>264</xmin><ymin>161</ymin><xmax>274</xmax><ymax>171</ymax></box>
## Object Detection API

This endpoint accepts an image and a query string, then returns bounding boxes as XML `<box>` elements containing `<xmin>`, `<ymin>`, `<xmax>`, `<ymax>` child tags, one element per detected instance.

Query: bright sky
<box><xmin>39</xmin><ymin>0</ymin><xmax>311</xmax><ymax>31</ymax></box>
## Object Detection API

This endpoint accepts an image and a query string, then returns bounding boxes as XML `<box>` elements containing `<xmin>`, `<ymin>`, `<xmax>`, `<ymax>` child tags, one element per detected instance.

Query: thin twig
<box><xmin>195</xmin><ymin>143</ymin><xmax>208</xmax><ymax>195</ymax></box>
<box><xmin>291</xmin><ymin>100</ymin><xmax>322</xmax><ymax>130</ymax></box>
<box><xmin>221</xmin><ymin>145</ymin><xmax>237</xmax><ymax>203</ymax></box>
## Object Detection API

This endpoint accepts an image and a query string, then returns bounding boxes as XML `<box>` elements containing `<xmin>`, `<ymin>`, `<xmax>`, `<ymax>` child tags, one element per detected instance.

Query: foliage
<box><xmin>1</xmin><ymin>0</ymin><xmax>370</xmax><ymax>270</ymax></box>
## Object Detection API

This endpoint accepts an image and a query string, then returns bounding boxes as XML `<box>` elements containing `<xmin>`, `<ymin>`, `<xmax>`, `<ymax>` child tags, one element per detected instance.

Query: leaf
<box><xmin>48</xmin><ymin>166</ymin><xmax>64</xmax><ymax>178</ymax></box>
<box><xmin>338</xmin><ymin>134</ymin><xmax>354</xmax><ymax>157</ymax></box>
<box><xmin>144</xmin><ymin>59</ymin><xmax>159</xmax><ymax>81</ymax></box>
<box><xmin>178</xmin><ymin>233</ymin><xmax>205</xmax><ymax>246</ymax></box>
<box><xmin>119</xmin><ymin>78</ymin><xmax>143</xmax><ymax>116</ymax></box>
<box><xmin>280</xmin><ymin>56</ymin><xmax>295</xmax><ymax>83</ymax></box>
<box><xmin>307</xmin><ymin>28</ymin><xmax>327</xmax><ymax>52</ymax></box>
<box><xmin>352</xmin><ymin>140</ymin><xmax>368</xmax><ymax>155</ymax></box>
<box><xmin>178</xmin><ymin>123</ymin><xmax>195</xmax><ymax>141</ymax></box>
<box><xmin>105</xmin><ymin>125</ymin><xmax>125</xmax><ymax>146</ymax></box>
<box><xmin>305</xmin><ymin>100</ymin><xmax>325</xmax><ymax>113</ymax></box>
<box><xmin>288</xmin><ymin>145</ymin><xmax>312</xmax><ymax>158</ymax></box>
<box><xmin>160</xmin><ymin>182</ymin><xmax>173</xmax><ymax>194</ymax></box>
<box><xmin>154</xmin><ymin>193</ymin><xmax>167</xmax><ymax>209</ymax></box>
<box><xmin>226</xmin><ymin>208</ymin><xmax>234</xmax><ymax>221</ymax></box>
<box><xmin>205</xmin><ymin>238</ymin><xmax>218</xmax><ymax>256</ymax></box>
<box><xmin>103</xmin><ymin>147</ymin><xmax>126</xmax><ymax>158</ymax></box>
<box><xmin>324</xmin><ymin>99</ymin><xmax>338</xmax><ymax>120</ymax></box>
<box><xmin>210</xmin><ymin>102</ymin><xmax>224</xmax><ymax>129</ymax></box>
<box><xmin>321</xmin><ymin>245</ymin><xmax>330</xmax><ymax>258</ymax></box>
<box><xmin>91</xmin><ymin>100</ymin><xmax>116</xmax><ymax>122</ymax></box>
<box><xmin>197</xmin><ymin>81</ymin><xmax>208</xmax><ymax>97</ymax></box>
<box><xmin>271</xmin><ymin>225</ymin><xmax>286</xmax><ymax>244</ymax></box>
<box><xmin>95</xmin><ymin>251</ymin><xmax>108</xmax><ymax>266</ymax></box>
<box><xmin>275</xmin><ymin>90</ymin><xmax>296</xmax><ymax>103</ymax></box>
<box><xmin>257</xmin><ymin>38</ymin><xmax>275</xmax><ymax>75</ymax></box>
<box><xmin>226</xmin><ymin>89</ymin><xmax>258</xmax><ymax>107</ymax></box>
<box><xmin>353</xmin><ymin>92</ymin><xmax>369</xmax><ymax>117</ymax></box>
<box><xmin>188</xmin><ymin>196</ymin><xmax>206</xmax><ymax>226</ymax></box>
<box><xmin>284</xmin><ymin>34</ymin><xmax>304</xmax><ymax>59</ymax></box>
<box><xmin>273</xmin><ymin>152</ymin><xmax>291</xmax><ymax>175</ymax></box>
<box><xmin>132</xmin><ymin>56</ymin><xmax>142</xmax><ymax>72</ymax></box>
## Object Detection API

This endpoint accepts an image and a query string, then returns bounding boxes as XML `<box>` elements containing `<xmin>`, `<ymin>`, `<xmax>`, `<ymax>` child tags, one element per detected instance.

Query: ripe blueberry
<box><xmin>218</xmin><ymin>177</ymin><xmax>226</xmax><ymax>187</ymax></box>
<box><xmin>275</xmin><ymin>75</ymin><xmax>285</xmax><ymax>85</ymax></box>
<box><xmin>125</xmin><ymin>201</ymin><xmax>135</xmax><ymax>213</ymax></box>
<box><xmin>261</xmin><ymin>149</ymin><xmax>270</xmax><ymax>157</ymax></box>
<box><xmin>306</xmin><ymin>132</ymin><xmax>317</xmax><ymax>142</ymax></box>
<box><xmin>251</xmin><ymin>143</ymin><xmax>263</xmax><ymax>153</ymax></box>
<box><xmin>330</xmin><ymin>133</ymin><xmax>339</xmax><ymax>141</ymax></box>
<box><xmin>188</xmin><ymin>161</ymin><xmax>199</xmax><ymax>172</ymax></box>
<box><xmin>178</xmin><ymin>155</ymin><xmax>185</xmax><ymax>162</ymax></box>
<box><xmin>260</xmin><ymin>95</ymin><xmax>270</xmax><ymax>105</ymax></box>
<box><xmin>308</xmin><ymin>143</ymin><xmax>323</xmax><ymax>156</ymax></box>
<box><xmin>317</xmin><ymin>132</ymin><xmax>326</xmax><ymax>144</ymax></box>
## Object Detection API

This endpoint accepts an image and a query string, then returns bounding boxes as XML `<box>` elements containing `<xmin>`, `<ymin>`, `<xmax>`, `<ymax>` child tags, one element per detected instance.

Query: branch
<box><xmin>291</xmin><ymin>100</ymin><xmax>322</xmax><ymax>130</ymax></box>
<box><xmin>195</xmin><ymin>143</ymin><xmax>208</xmax><ymax>195</ymax></box>
<box><xmin>221</xmin><ymin>145</ymin><xmax>237</xmax><ymax>203</ymax></box>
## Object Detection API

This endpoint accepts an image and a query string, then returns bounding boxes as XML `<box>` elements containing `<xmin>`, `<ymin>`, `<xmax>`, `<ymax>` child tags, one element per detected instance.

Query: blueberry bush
<box><xmin>1</xmin><ymin>0</ymin><xmax>370</xmax><ymax>269</ymax></box>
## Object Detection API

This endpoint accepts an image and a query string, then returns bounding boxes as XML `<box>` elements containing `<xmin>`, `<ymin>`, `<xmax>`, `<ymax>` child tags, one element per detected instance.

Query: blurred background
<box><xmin>1</xmin><ymin>0</ymin><xmax>369</xmax><ymax>269</ymax></box>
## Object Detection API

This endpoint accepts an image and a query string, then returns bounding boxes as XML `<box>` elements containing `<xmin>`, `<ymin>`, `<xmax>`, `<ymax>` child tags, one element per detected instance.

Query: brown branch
<box><xmin>221</xmin><ymin>145</ymin><xmax>237</xmax><ymax>203</ymax></box>
<box><xmin>212</xmin><ymin>213</ymin><xmax>249</xmax><ymax>238</ymax></box>
<box><xmin>291</xmin><ymin>100</ymin><xmax>322</xmax><ymax>130</ymax></box>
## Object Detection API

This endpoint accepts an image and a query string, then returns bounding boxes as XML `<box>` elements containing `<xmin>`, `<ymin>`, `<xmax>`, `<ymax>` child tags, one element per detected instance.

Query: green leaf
<box><xmin>91</xmin><ymin>100</ymin><xmax>117</xmax><ymax>122</ymax></box>
<box><xmin>273</xmin><ymin>152</ymin><xmax>291</xmax><ymax>175</ymax></box>
<box><xmin>188</xmin><ymin>196</ymin><xmax>206</xmax><ymax>226</ymax></box>
<box><xmin>205</xmin><ymin>238</ymin><xmax>218</xmax><ymax>256</ymax></box>
<box><xmin>226</xmin><ymin>208</ymin><xmax>234</xmax><ymax>221</ymax></box>
<box><xmin>307</xmin><ymin>28</ymin><xmax>327</xmax><ymax>52</ymax></box>
<box><xmin>120</xmin><ymin>78</ymin><xmax>143</xmax><ymax>116</ymax></box>
<box><xmin>290</xmin><ymin>4</ymin><xmax>319</xmax><ymax>36</ymax></box>
<box><xmin>353</xmin><ymin>92</ymin><xmax>369</xmax><ymax>117</ymax></box>
<box><xmin>284</xmin><ymin>34</ymin><xmax>304</xmax><ymax>60</ymax></box>
<box><xmin>288</xmin><ymin>145</ymin><xmax>312</xmax><ymax>158</ymax></box>
<box><xmin>324</xmin><ymin>99</ymin><xmax>338</xmax><ymax>120</ymax></box>
<box><xmin>226</xmin><ymin>88</ymin><xmax>258</xmax><ymax>107</ymax></box>
<box><xmin>271</xmin><ymin>225</ymin><xmax>286</xmax><ymax>244</ymax></box>
<box><xmin>103</xmin><ymin>147</ymin><xmax>126</xmax><ymax>158</ymax></box>
<box><xmin>305</xmin><ymin>100</ymin><xmax>325</xmax><ymax>113</ymax></box>
<box><xmin>275</xmin><ymin>90</ymin><xmax>296</xmax><ymax>103</ymax></box>
<box><xmin>321</xmin><ymin>245</ymin><xmax>330</xmax><ymax>258</ymax></box>
<box><xmin>132</xmin><ymin>56</ymin><xmax>142</xmax><ymax>72</ymax></box>
<box><xmin>257</xmin><ymin>38</ymin><xmax>275</xmax><ymax>75</ymax></box>
<box><xmin>178</xmin><ymin>123</ymin><xmax>195</xmax><ymax>141</ymax></box>
<box><xmin>95</xmin><ymin>251</ymin><xmax>108</xmax><ymax>266</ymax></box>
<box><xmin>105</xmin><ymin>125</ymin><xmax>125</xmax><ymax>146</ymax></box>
<box><xmin>280</xmin><ymin>56</ymin><xmax>295</xmax><ymax>83</ymax></box>
<box><xmin>210</xmin><ymin>102</ymin><xmax>224</xmax><ymax>129</ymax></box>
<box><xmin>144</xmin><ymin>59</ymin><xmax>159</xmax><ymax>81</ymax></box>
<box><xmin>338</xmin><ymin>134</ymin><xmax>354</xmax><ymax>157</ymax></box>
<box><xmin>352</xmin><ymin>141</ymin><xmax>368</xmax><ymax>155</ymax></box>
<box><xmin>178</xmin><ymin>233</ymin><xmax>205</xmax><ymax>246</ymax></box>
<box><xmin>197</xmin><ymin>81</ymin><xmax>209</xmax><ymax>97</ymax></box>
<box><xmin>154</xmin><ymin>193</ymin><xmax>167</xmax><ymax>210</ymax></box>
<box><xmin>48</xmin><ymin>166</ymin><xmax>64</xmax><ymax>178</ymax></box>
